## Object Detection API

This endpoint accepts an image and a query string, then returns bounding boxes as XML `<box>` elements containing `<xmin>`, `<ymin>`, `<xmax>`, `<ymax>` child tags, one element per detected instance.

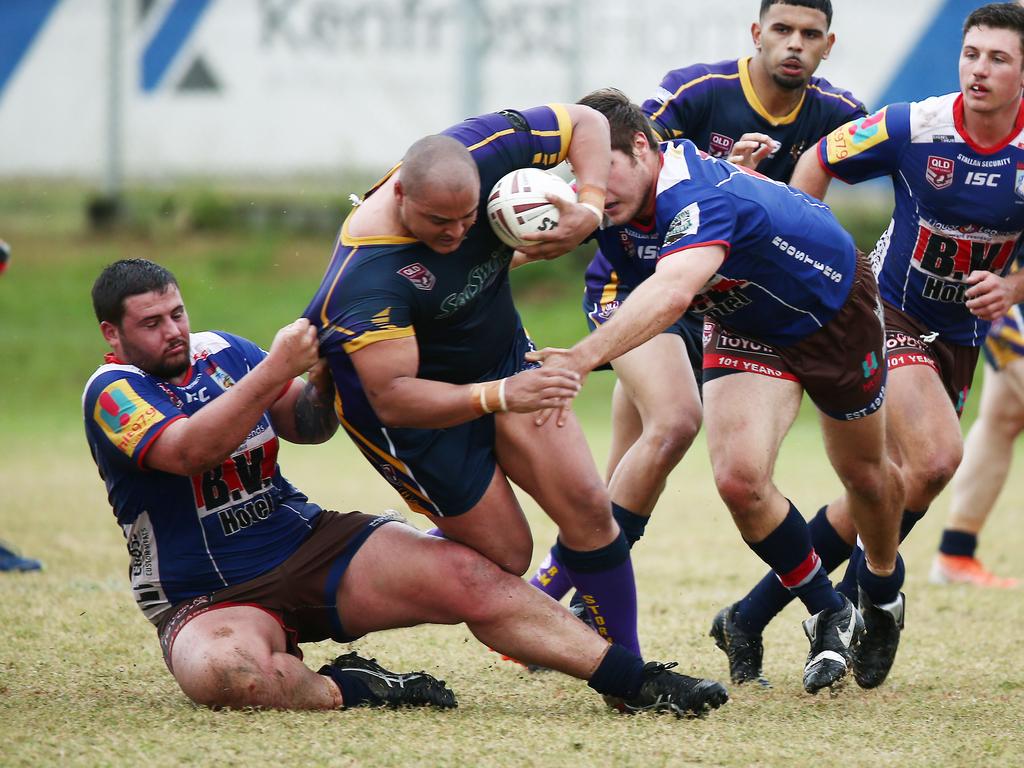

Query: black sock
<box><xmin>939</xmin><ymin>529</ymin><xmax>978</xmax><ymax>558</ymax></box>
<box><xmin>318</xmin><ymin>664</ymin><xmax>373</xmax><ymax>707</ymax></box>
<box><xmin>611</xmin><ymin>502</ymin><xmax>649</xmax><ymax>547</ymax></box>
<box><xmin>586</xmin><ymin>643</ymin><xmax>646</xmax><ymax>699</ymax></box>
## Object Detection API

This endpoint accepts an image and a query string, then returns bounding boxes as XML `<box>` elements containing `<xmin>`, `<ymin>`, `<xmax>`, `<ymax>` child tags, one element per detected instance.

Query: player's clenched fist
<box><xmin>267</xmin><ymin>319</ymin><xmax>322</xmax><ymax>380</ymax></box>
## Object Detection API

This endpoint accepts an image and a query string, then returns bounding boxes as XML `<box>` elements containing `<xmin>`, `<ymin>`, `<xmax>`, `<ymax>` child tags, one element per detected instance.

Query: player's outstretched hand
<box><xmin>965</xmin><ymin>270</ymin><xmax>1017</xmax><ymax>321</ymax></box>
<box><xmin>504</xmin><ymin>367</ymin><xmax>582</xmax><ymax>414</ymax></box>
<box><xmin>267</xmin><ymin>319</ymin><xmax>322</xmax><ymax>382</ymax></box>
<box><xmin>727</xmin><ymin>132</ymin><xmax>775</xmax><ymax>170</ymax></box>
<box><xmin>516</xmin><ymin>195</ymin><xmax>602</xmax><ymax>261</ymax></box>
<box><xmin>523</xmin><ymin>346</ymin><xmax>591</xmax><ymax>427</ymax></box>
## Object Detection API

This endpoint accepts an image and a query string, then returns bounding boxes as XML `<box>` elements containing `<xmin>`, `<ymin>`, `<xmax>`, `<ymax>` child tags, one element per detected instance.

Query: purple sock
<box><xmin>528</xmin><ymin>545</ymin><xmax>573</xmax><ymax>600</ymax></box>
<box><xmin>556</xmin><ymin>532</ymin><xmax>641</xmax><ymax>657</ymax></box>
<box><xmin>423</xmin><ymin>527</ymin><xmax>445</xmax><ymax>538</ymax></box>
<box><xmin>734</xmin><ymin>506</ymin><xmax>852</xmax><ymax>633</ymax></box>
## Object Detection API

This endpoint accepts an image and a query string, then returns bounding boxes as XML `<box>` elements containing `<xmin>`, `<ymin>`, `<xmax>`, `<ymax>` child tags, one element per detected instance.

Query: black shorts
<box><xmin>157</xmin><ymin>510</ymin><xmax>395</xmax><ymax>673</ymax></box>
<box><xmin>702</xmin><ymin>253</ymin><xmax>887</xmax><ymax>421</ymax></box>
<box><xmin>883</xmin><ymin>301</ymin><xmax>981</xmax><ymax>417</ymax></box>
<box><xmin>338</xmin><ymin>326</ymin><xmax>538</xmax><ymax>517</ymax></box>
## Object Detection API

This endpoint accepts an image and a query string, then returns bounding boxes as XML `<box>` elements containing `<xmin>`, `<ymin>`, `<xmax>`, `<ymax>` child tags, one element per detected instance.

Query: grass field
<box><xmin>1</xmin><ymin>201</ymin><xmax>1023</xmax><ymax>767</ymax></box>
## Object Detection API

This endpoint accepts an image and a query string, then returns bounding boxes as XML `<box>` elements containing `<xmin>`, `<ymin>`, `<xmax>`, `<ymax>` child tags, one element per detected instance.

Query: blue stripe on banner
<box><xmin>876</xmin><ymin>0</ymin><xmax>978</xmax><ymax>107</ymax></box>
<box><xmin>0</xmin><ymin>0</ymin><xmax>62</xmax><ymax>102</ymax></box>
<box><xmin>142</xmin><ymin>0</ymin><xmax>212</xmax><ymax>92</ymax></box>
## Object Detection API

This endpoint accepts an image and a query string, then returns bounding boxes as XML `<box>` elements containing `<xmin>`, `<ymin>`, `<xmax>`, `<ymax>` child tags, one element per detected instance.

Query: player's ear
<box><xmin>100</xmin><ymin>320</ymin><xmax>120</xmax><ymax>347</ymax></box>
<box><xmin>633</xmin><ymin>131</ymin><xmax>649</xmax><ymax>156</ymax></box>
<box><xmin>393</xmin><ymin>179</ymin><xmax>405</xmax><ymax>205</ymax></box>
<box><xmin>822</xmin><ymin>31</ymin><xmax>836</xmax><ymax>59</ymax></box>
<box><xmin>751</xmin><ymin>21</ymin><xmax>762</xmax><ymax>50</ymax></box>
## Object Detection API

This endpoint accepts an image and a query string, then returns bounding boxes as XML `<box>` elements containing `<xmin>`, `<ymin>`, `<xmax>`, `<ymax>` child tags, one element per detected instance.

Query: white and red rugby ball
<box><xmin>486</xmin><ymin>167</ymin><xmax>576</xmax><ymax>248</ymax></box>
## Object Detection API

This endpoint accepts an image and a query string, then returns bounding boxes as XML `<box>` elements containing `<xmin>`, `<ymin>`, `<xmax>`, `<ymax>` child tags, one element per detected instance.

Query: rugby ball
<box><xmin>487</xmin><ymin>168</ymin><xmax>576</xmax><ymax>248</ymax></box>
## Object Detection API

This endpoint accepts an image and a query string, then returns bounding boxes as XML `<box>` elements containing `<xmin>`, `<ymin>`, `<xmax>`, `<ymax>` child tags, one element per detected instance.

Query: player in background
<box><xmin>83</xmin><ymin>258</ymin><xmax>727</xmax><ymax>716</ymax></box>
<box><xmin>303</xmin><ymin>104</ymin><xmax>694</xmax><ymax>672</ymax></box>
<box><xmin>527</xmin><ymin>0</ymin><xmax>867</xmax><ymax>613</ymax></box>
<box><xmin>717</xmin><ymin>2</ymin><xmax>1024</xmax><ymax>688</ymax></box>
<box><xmin>529</xmin><ymin>88</ymin><xmax>906</xmax><ymax>695</ymax></box>
<box><xmin>931</xmin><ymin>294</ymin><xmax>1022</xmax><ymax>588</ymax></box>
<box><xmin>0</xmin><ymin>238</ymin><xmax>43</xmax><ymax>573</ymax></box>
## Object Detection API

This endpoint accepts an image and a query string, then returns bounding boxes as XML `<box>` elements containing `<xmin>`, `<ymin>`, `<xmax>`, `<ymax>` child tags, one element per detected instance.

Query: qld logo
<box><xmin>397</xmin><ymin>263</ymin><xmax>436</xmax><ymax>291</ymax></box>
<box><xmin>708</xmin><ymin>133</ymin><xmax>734</xmax><ymax>158</ymax></box>
<box><xmin>926</xmin><ymin>156</ymin><xmax>954</xmax><ymax>190</ymax></box>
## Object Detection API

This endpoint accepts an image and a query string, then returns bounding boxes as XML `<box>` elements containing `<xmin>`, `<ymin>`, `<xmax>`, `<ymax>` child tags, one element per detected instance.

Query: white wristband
<box><xmin>579</xmin><ymin>202</ymin><xmax>604</xmax><ymax>229</ymax></box>
<box><xmin>498</xmin><ymin>378</ymin><xmax>509</xmax><ymax>413</ymax></box>
<box><xmin>479</xmin><ymin>385</ymin><xmax>492</xmax><ymax>414</ymax></box>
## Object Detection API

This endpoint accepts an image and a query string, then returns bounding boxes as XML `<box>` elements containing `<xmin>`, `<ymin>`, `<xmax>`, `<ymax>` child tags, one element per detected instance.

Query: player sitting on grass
<box><xmin>82</xmin><ymin>258</ymin><xmax>728</xmax><ymax>716</ymax></box>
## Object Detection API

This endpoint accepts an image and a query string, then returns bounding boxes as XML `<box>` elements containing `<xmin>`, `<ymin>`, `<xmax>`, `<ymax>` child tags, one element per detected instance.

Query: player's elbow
<box><xmin>662</xmin><ymin>286</ymin><xmax>694</xmax><ymax>318</ymax></box>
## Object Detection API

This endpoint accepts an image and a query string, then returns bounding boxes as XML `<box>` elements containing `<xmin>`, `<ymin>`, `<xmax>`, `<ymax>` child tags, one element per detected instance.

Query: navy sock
<box><xmin>858</xmin><ymin>552</ymin><xmax>905</xmax><ymax>606</ymax></box>
<box><xmin>838</xmin><ymin>508</ymin><xmax>925</xmax><ymax>600</ymax></box>
<box><xmin>939</xmin><ymin>529</ymin><xmax>978</xmax><ymax>558</ymax></box>
<box><xmin>611</xmin><ymin>502</ymin><xmax>649</xmax><ymax>547</ymax></box>
<box><xmin>733</xmin><ymin>506</ymin><xmax>851</xmax><ymax>634</ymax></box>
<box><xmin>318</xmin><ymin>665</ymin><xmax>373</xmax><ymax>708</ymax></box>
<box><xmin>586</xmin><ymin>643</ymin><xmax>646</xmax><ymax>699</ymax></box>
<box><xmin>745</xmin><ymin>502</ymin><xmax>842</xmax><ymax>617</ymax></box>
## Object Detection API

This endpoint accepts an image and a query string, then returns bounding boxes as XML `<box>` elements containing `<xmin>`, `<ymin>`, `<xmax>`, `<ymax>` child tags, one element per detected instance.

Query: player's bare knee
<box><xmin>177</xmin><ymin>646</ymin><xmax>272</xmax><ymax>709</ymax></box>
<box><xmin>445</xmin><ymin>548</ymin><xmax>508</xmax><ymax>621</ymax></box>
<box><xmin>643</xmin><ymin>414</ymin><xmax>700</xmax><ymax>468</ymax></box>
<box><xmin>713</xmin><ymin>467</ymin><xmax>770</xmax><ymax>518</ymax></box>
<box><xmin>908</xmin><ymin>450</ymin><xmax>961</xmax><ymax>501</ymax></box>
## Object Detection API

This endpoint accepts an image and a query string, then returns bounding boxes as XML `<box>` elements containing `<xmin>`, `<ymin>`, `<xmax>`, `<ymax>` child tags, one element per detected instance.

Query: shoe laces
<box><xmin>642</xmin><ymin>661</ymin><xmax>678</xmax><ymax>676</ymax></box>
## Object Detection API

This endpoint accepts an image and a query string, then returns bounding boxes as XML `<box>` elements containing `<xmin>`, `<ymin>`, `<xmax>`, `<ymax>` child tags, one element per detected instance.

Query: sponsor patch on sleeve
<box><xmin>663</xmin><ymin>202</ymin><xmax>701</xmax><ymax>247</ymax></box>
<box><xmin>825</xmin><ymin>107</ymin><xmax>889</xmax><ymax>164</ymax></box>
<box><xmin>93</xmin><ymin>379</ymin><xmax>166</xmax><ymax>458</ymax></box>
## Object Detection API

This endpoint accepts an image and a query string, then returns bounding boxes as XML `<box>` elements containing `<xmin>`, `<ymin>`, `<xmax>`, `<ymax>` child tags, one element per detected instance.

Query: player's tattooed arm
<box><xmin>269</xmin><ymin>359</ymin><xmax>339</xmax><ymax>444</ymax></box>
<box><xmin>292</xmin><ymin>360</ymin><xmax>339</xmax><ymax>443</ymax></box>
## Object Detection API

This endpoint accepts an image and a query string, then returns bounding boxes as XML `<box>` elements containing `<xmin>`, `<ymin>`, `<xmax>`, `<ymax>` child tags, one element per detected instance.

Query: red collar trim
<box><xmin>953</xmin><ymin>93</ymin><xmax>1024</xmax><ymax>155</ymax></box>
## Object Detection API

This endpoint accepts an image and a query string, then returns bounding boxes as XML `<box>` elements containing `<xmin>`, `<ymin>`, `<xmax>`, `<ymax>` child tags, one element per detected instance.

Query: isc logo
<box><xmin>965</xmin><ymin>171</ymin><xmax>1001</xmax><ymax>187</ymax></box>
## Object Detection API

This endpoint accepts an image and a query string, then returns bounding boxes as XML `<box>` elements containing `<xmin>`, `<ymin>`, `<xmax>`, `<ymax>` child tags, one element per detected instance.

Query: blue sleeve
<box><xmin>818</xmin><ymin>103</ymin><xmax>910</xmax><ymax>185</ymax></box>
<box><xmin>83</xmin><ymin>370</ymin><xmax>185</xmax><ymax>469</ymax></box>
<box><xmin>657</xmin><ymin>185</ymin><xmax>736</xmax><ymax>259</ymax></box>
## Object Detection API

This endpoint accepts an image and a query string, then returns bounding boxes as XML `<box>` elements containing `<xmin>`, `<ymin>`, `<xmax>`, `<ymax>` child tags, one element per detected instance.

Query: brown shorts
<box><xmin>882</xmin><ymin>301</ymin><xmax>980</xmax><ymax>417</ymax></box>
<box><xmin>157</xmin><ymin>510</ymin><xmax>395</xmax><ymax>674</ymax></box>
<box><xmin>702</xmin><ymin>253</ymin><xmax>887</xmax><ymax>421</ymax></box>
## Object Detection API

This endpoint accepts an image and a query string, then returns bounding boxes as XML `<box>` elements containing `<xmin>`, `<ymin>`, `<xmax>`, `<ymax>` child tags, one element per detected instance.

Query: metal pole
<box><xmin>105</xmin><ymin>0</ymin><xmax>123</xmax><ymax>201</ymax></box>
<box><xmin>460</xmin><ymin>0</ymin><xmax>484</xmax><ymax>118</ymax></box>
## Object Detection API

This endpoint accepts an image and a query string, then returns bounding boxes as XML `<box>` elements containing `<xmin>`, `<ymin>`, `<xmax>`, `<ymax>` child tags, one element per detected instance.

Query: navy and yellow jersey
<box><xmin>644</xmin><ymin>57</ymin><xmax>866</xmax><ymax>182</ymax></box>
<box><xmin>82</xmin><ymin>332</ymin><xmax>320</xmax><ymax>625</ymax></box>
<box><xmin>304</xmin><ymin>105</ymin><xmax>573</xmax><ymax>396</ymax></box>
<box><xmin>818</xmin><ymin>94</ymin><xmax>1024</xmax><ymax>346</ymax></box>
<box><xmin>595</xmin><ymin>140</ymin><xmax>857</xmax><ymax>347</ymax></box>
<box><xmin>984</xmin><ymin>303</ymin><xmax>1024</xmax><ymax>370</ymax></box>
<box><xmin>584</xmin><ymin>57</ymin><xmax>865</xmax><ymax>326</ymax></box>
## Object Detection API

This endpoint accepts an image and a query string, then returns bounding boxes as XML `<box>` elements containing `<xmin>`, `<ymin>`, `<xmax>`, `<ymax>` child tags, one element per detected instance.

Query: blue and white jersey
<box><xmin>595</xmin><ymin>139</ymin><xmax>857</xmax><ymax>347</ymax></box>
<box><xmin>83</xmin><ymin>331</ymin><xmax>320</xmax><ymax>624</ymax></box>
<box><xmin>819</xmin><ymin>93</ymin><xmax>1024</xmax><ymax>346</ymax></box>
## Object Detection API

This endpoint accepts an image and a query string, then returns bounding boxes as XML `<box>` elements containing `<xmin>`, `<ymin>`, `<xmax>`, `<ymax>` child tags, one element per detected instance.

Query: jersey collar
<box><xmin>953</xmin><ymin>93</ymin><xmax>1024</xmax><ymax>155</ymax></box>
<box><xmin>739</xmin><ymin>56</ymin><xmax>806</xmax><ymax>127</ymax></box>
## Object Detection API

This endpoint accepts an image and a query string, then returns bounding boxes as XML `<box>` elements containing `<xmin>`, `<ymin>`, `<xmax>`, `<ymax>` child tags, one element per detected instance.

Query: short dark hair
<box><xmin>92</xmin><ymin>258</ymin><xmax>178</xmax><ymax>325</ymax></box>
<box><xmin>963</xmin><ymin>3</ymin><xmax>1024</xmax><ymax>60</ymax></box>
<box><xmin>577</xmin><ymin>88</ymin><xmax>659</xmax><ymax>155</ymax></box>
<box><xmin>759</xmin><ymin>0</ymin><xmax>833</xmax><ymax>28</ymax></box>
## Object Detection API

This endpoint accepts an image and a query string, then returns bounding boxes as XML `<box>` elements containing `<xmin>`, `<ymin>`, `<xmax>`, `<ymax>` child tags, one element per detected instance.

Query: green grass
<box><xmin>1</xmin><ymin>199</ymin><xmax>1022</xmax><ymax>767</ymax></box>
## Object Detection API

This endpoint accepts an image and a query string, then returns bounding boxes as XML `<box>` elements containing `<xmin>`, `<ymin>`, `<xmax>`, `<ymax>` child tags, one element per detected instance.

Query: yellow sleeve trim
<box><xmin>341</xmin><ymin>326</ymin><xmax>415</xmax><ymax>354</ymax></box>
<box><xmin>542</xmin><ymin>103</ymin><xmax>574</xmax><ymax>165</ymax></box>
<box><xmin>647</xmin><ymin>68</ymin><xmax>741</xmax><ymax>124</ymax></box>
